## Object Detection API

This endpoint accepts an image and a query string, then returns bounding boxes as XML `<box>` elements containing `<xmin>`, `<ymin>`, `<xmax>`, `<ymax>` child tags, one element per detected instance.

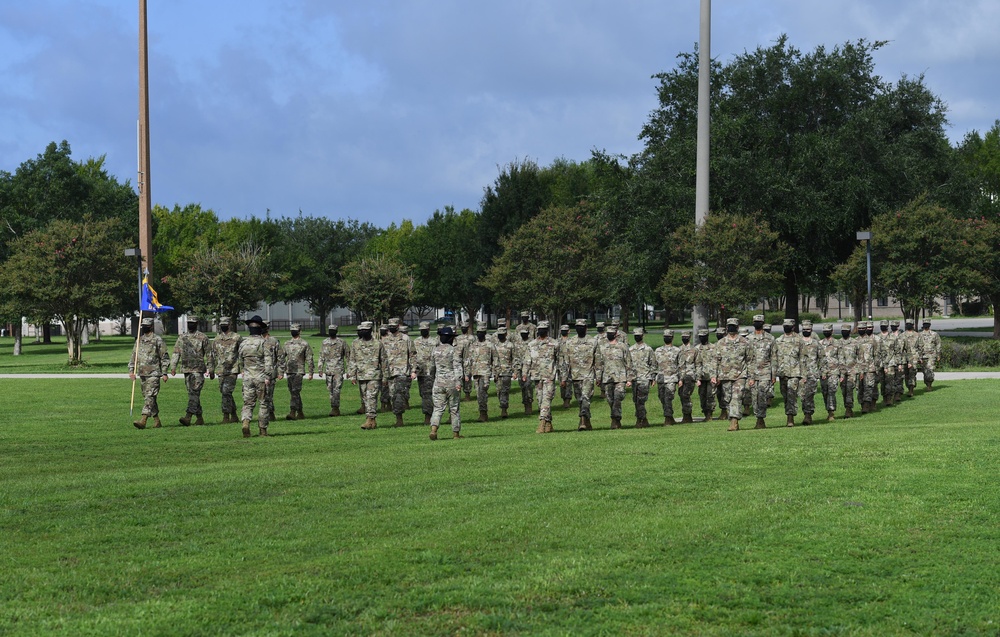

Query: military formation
<box><xmin>129</xmin><ymin>313</ymin><xmax>942</xmax><ymax>438</ymax></box>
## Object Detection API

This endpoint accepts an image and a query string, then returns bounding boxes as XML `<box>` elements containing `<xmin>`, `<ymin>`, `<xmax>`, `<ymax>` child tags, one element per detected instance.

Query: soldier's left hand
<box><xmin>626</xmin><ymin>381</ymin><xmax>632</xmax><ymax>388</ymax></box>
<box><xmin>308</xmin><ymin>374</ymin><xmax>313</xmax><ymax>381</ymax></box>
<box><xmin>560</xmin><ymin>381</ymin><xmax>566</xmax><ymax>388</ymax></box>
<box><xmin>410</xmin><ymin>372</ymin><xmax>417</xmax><ymax>380</ymax></box>
<box><xmin>161</xmin><ymin>375</ymin><xmax>168</xmax><ymax>382</ymax></box>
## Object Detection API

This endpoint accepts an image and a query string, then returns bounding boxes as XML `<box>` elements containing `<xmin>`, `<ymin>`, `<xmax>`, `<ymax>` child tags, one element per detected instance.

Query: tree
<box><xmin>657</xmin><ymin>212</ymin><xmax>787</xmax><ymax>322</ymax></box>
<box><xmin>830</xmin><ymin>245</ymin><xmax>876</xmax><ymax>324</ymax></box>
<box><xmin>168</xmin><ymin>241</ymin><xmax>280</xmax><ymax>320</ymax></box>
<box><xmin>337</xmin><ymin>254</ymin><xmax>413</xmax><ymax>325</ymax></box>
<box><xmin>636</xmin><ymin>37</ymin><xmax>953</xmax><ymax>321</ymax></box>
<box><xmin>270</xmin><ymin>214</ymin><xmax>378</xmax><ymax>333</ymax></box>
<box><xmin>0</xmin><ymin>217</ymin><xmax>132</xmax><ymax>363</ymax></box>
<box><xmin>480</xmin><ymin>204</ymin><xmax>611</xmax><ymax>323</ymax></box>
<box><xmin>151</xmin><ymin>203</ymin><xmax>222</xmax><ymax>308</ymax></box>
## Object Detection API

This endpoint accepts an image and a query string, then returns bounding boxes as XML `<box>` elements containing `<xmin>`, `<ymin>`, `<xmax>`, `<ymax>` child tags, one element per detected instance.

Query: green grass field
<box><xmin>2</xmin><ymin>369</ymin><xmax>998</xmax><ymax>635</ymax></box>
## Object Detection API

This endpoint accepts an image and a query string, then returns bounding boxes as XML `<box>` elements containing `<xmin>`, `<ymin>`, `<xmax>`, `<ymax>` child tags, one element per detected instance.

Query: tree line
<box><xmin>2</xmin><ymin>36</ymin><xmax>999</xmax><ymax>364</ymax></box>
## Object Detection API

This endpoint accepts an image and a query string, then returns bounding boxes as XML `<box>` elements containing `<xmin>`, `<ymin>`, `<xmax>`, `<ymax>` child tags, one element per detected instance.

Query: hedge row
<box><xmin>939</xmin><ymin>339</ymin><xmax>1000</xmax><ymax>369</ymax></box>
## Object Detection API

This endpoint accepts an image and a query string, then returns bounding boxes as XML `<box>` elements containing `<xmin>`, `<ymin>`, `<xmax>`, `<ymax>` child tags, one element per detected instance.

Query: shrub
<box><xmin>938</xmin><ymin>339</ymin><xmax>1000</xmax><ymax>369</ymax></box>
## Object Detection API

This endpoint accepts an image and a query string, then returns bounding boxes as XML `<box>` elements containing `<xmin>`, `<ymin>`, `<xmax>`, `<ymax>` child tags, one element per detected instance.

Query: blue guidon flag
<box><xmin>141</xmin><ymin>274</ymin><xmax>173</xmax><ymax>313</ymax></box>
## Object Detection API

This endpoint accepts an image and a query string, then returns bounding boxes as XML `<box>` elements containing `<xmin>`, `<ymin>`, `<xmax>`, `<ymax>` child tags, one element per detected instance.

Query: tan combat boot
<box><xmin>501</xmin><ymin>408</ymin><xmax>508</xmax><ymax>419</ymax></box>
<box><xmin>133</xmin><ymin>415</ymin><xmax>148</xmax><ymax>430</ymax></box>
<box><xmin>524</xmin><ymin>404</ymin><xmax>532</xmax><ymax>415</ymax></box>
<box><xmin>220</xmin><ymin>412</ymin><xmax>230</xmax><ymax>424</ymax></box>
<box><xmin>578</xmin><ymin>417</ymin><xmax>586</xmax><ymax>431</ymax></box>
<box><xmin>259</xmin><ymin>426</ymin><xmax>268</xmax><ymax>437</ymax></box>
<box><xmin>195</xmin><ymin>414</ymin><xmax>205</xmax><ymax>426</ymax></box>
<box><xmin>803</xmin><ymin>413</ymin><xmax>813</xmax><ymax>425</ymax></box>
<box><xmin>681</xmin><ymin>413</ymin><xmax>693</xmax><ymax>424</ymax></box>
<box><xmin>479</xmin><ymin>410</ymin><xmax>488</xmax><ymax>422</ymax></box>
<box><xmin>703</xmin><ymin>411</ymin><xmax>713</xmax><ymax>422</ymax></box>
<box><xmin>285</xmin><ymin>411</ymin><xmax>297</xmax><ymax>421</ymax></box>
<box><xmin>241</xmin><ymin>419</ymin><xmax>251</xmax><ymax>438</ymax></box>
<box><xmin>786</xmin><ymin>415</ymin><xmax>795</xmax><ymax>427</ymax></box>
<box><xmin>908</xmin><ymin>387</ymin><xmax>914</xmax><ymax>397</ymax></box>
<box><xmin>584</xmin><ymin>416</ymin><xmax>593</xmax><ymax>430</ymax></box>
<box><xmin>394</xmin><ymin>413</ymin><xmax>404</xmax><ymax>428</ymax></box>
<box><xmin>563</xmin><ymin>398</ymin><xmax>571</xmax><ymax>408</ymax></box>
<box><xmin>610</xmin><ymin>418</ymin><xmax>622</xmax><ymax>430</ymax></box>
<box><xmin>297</xmin><ymin>410</ymin><xmax>305</xmax><ymax>420</ymax></box>
<box><xmin>355</xmin><ymin>406</ymin><xmax>365</xmax><ymax>415</ymax></box>
<box><xmin>754</xmin><ymin>417</ymin><xmax>766</xmax><ymax>429</ymax></box>
<box><xmin>716</xmin><ymin>411</ymin><xmax>726</xmax><ymax>421</ymax></box>
<box><xmin>331</xmin><ymin>406</ymin><xmax>341</xmax><ymax>417</ymax></box>
<box><xmin>152</xmin><ymin>417</ymin><xmax>162</xmax><ymax>428</ymax></box>
<box><xmin>665</xmin><ymin>416</ymin><xmax>676</xmax><ymax>426</ymax></box>
<box><xmin>423</xmin><ymin>413</ymin><xmax>431</xmax><ymax>425</ymax></box>
<box><xmin>453</xmin><ymin>430</ymin><xmax>464</xmax><ymax>439</ymax></box>
<box><xmin>179</xmin><ymin>413</ymin><xmax>192</xmax><ymax>426</ymax></box>
<box><xmin>429</xmin><ymin>425</ymin><xmax>438</xmax><ymax>441</ymax></box>
<box><xmin>544</xmin><ymin>420</ymin><xmax>554</xmax><ymax>433</ymax></box>
<box><xmin>728</xmin><ymin>418</ymin><xmax>740</xmax><ymax>432</ymax></box>
<box><xmin>844</xmin><ymin>407</ymin><xmax>854</xmax><ymax>419</ymax></box>
<box><xmin>827</xmin><ymin>410</ymin><xmax>835</xmax><ymax>423</ymax></box>
<box><xmin>536</xmin><ymin>420</ymin><xmax>545</xmax><ymax>434</ymax></box>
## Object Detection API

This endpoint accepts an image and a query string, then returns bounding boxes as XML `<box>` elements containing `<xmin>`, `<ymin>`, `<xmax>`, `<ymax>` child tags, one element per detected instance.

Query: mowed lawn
<box><xmin>1</xmin><ymin>374</ymin><xmax>999</xmax><ymax>636</ymax></box>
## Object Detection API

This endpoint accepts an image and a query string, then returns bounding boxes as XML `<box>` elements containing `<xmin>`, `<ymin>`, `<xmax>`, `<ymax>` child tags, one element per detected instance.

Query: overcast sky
<box><xmin>2</xmin><ymin>0</ymin><xmax>998</xmax><ymax>228</ymax></box>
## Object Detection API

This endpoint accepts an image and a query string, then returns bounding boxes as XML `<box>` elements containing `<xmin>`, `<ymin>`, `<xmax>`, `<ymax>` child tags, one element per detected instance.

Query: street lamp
<box><xmin>125</xmin><ymin>248</ymin><xmax>142</xmax><ymax>330</ymax></box>
<box><xmin>856</xmin><ymin>232</ymin><xmax>872</xmax><ymax>320</ymax></box>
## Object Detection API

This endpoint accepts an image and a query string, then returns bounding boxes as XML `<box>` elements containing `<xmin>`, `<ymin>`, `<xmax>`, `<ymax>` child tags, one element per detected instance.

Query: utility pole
<box><xmin>138</xmin><ymin>0</ymin><xmax>153</xmax><ymax>277</ymax></box>
<box><xmin>691</xmin><ymin>0</ymin><xmax>711</xmax><ymax>332</ymax></box>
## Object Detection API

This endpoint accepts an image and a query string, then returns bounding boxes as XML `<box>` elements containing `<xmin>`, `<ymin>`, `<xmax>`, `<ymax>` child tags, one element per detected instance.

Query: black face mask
<box><xmin>329</xmin><ymin>329</ymin><xmax>337</xmax><ymax>338</ymax></box>
<box><xmin>783</xmin><ymin>326</ymin><xmax>793</xmax><ymax>334</ymax></box>
<box><xmin>664</xmin><ymin>336</ymin><xmax>674</xmax><ymax>345</ymax></box>
<box><xmin>560</xmin><ymin>330</ymin><xmax>569</xmax><ymax>337</ymax></box>
<box><xmin>753</xmin><ymin>321</ymin><xmax>764</xmax><ymax>331</ymax></box>
<box><xmin>220</xmin><ymin>325</ymin><xmax>230</xmax><ymax>333</ymax></box>
<box><xmin>290</xmin><ymin>331</ymin><xmax>300</xmax><ymax>338</ymax></box>
<box><xmin>802</xmin><ymin>330</ymin><xmax>812</xmax><ymax>338</ymax></box>
<box><xmin>891</xmin><ymin>326</ymin><xmax>898</xmax><ymax>333</ymax></box>
<box><xmin>440</xmin><ymin>334</ymin><xmax>454</xmax><ymax>345</ymax></box>
<box><xmin>521</xmin><ymin>318</ymin><xmax>529</xmax><ymax>324</ymax></box>
<box><xmin>187</xmin><ymin>323</ymin><xmax>198</xmax><ymax>333</ymax></box>
<box><xmin>727</xmin><ymin>325</ymin><xmax>738</xmax><ymax>334</ymax></box>
<box><xmin>520</xmin><ymin>333</ymin><xmax>530</xmax><ymax>341</ymax></box>
<box><xmin>823</xmin><ymin>331</ymin><xmax>833</xmax><ymax>339</ymax></box>
<box><xmin>881</xmin><ymin>327</ymin><xmax>888</xmax><ymax>334</ymax></box>
<box><xmin>389</xmin><ymin>325</ymin><xmax>398</xmax><ymax>333</ymax></box>
<box><xmin>537</xmin><ymin>329</ymin><xmax>549</xmax><ymax>339</ymax></box>
<box><xmin>248</xmin><ymin>326</ymin><xmax>263</xmax><ymax>336</ymax></box>
<box><xmin>682</xmin><ymin>336</ymin><xmax>690</xmax><ymax>344</ymax></box>
<box><xmin>597</xmin><ymin>328</ymin><xmax>605</xmax><ymax>334</ymax></box>
<box><xmin>635</xmin><ymin>335</ymin><xmax>644</xmax><ymax>343</ymax></box>
<box><xmin>477</xmin><ymin>333</ymin><xmax>486</xmax><ymax>342</ymax></box>
<box><xmin>420</xmin><ymin>329</ymin><xmax>429</xmax><ymax>338</ymax></box>
<box><xmin>607</xmin><ymin>332</ymin><xmax>616</xmax><ymax>341</ymax></box>
<box><xmin>498</xmin><ymin>334</ymin><xmax>507</xmax><ymax>342</ymax></box>
<box><xmin>576</xmin><ymin>327</ymin><xmax>587</xmax><ymax>338</ymax></box>
<box><xmin>141</xmin><ymin>326</ymin><xmax>153</xmax><ymax>334</ymax></box>
<box><xmin>867</xmin><ymin>328</ymin><xmax>875</xmax><ymax>336</ymax></box>
<box><xmin>360</xmin><ymin>330</ymin><xmax>372</xmax><ymax>341</ymax></box>
<box><xmin>841</xmin><ymin>331</ymin><xmax>851</xmax><ymax>339</ymax></box>
<box><xmin>699</xmin><ymin>335</ymin><xmax>709</xmax><ymax>345</ymax></box>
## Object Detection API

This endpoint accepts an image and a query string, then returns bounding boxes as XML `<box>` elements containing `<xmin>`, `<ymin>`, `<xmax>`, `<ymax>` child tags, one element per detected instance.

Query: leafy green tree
<box><xmin>480</xmin><ymin>204</ymin><xmax>611</xmax><ymax>323</ymax></box>
<box><xmin>634</xmin><ymin>37</ymin><xmax>953</xmax><ymax>321</ymax></box>
<box><xmin>831</xmin><ymin>245</ymin><xmax>878</xmax><ymax>323</ymax></box>
<box><xmin>168</xmin><ymin>242</ymin><xmax>280</xmax><ymax>320</ymax></box>
<box><xmin>337</xmin><ymin>254</ymin><xmax>413</xmax><ymax>325</ymax></box>
<box><xmin>271</xmin><ymin>214</ymin><xmax>378</xmax><ymax>333</ymax></box>
<box><xmin>658</xmin><ymin>212</ymin><xmax>787</xmax><ymax>322</ymax></box>
<box><xmin>151</xmin><ymin>203</ymin><xmax>222</xmax><ymax>308</ymax></box>
<box><xmin>0</xmin><ymin>217</ymin><xmax>132</xmax><ymax>363</ymax></box>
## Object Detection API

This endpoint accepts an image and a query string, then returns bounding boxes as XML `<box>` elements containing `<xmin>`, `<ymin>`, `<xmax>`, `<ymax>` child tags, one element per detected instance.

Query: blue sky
<box><xmin>2</xmin><ymin>0</ymin><xmax>998</xmax><ymax>228</ymax></box>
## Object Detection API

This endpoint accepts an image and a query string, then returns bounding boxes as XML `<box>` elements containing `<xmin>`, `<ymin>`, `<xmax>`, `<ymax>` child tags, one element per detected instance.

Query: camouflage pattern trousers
<box><xmin>325</xmin><ymin>373</ymin><xmax>343</xmax><ymax>408</ymax></box>
<box><xmin>841</xmin><ymin>374</ymin><xmax>857</xmax><ymax>409</ymax></box>
<box><xmin>521</xmin><ymin>378</ymin><xmax>535</xmax><ymax>406</ymax></box>
<box><xmin>632</xmin><ymin>380</ymin><xmax>652</xmax><ymax>422</ymax></box>
<box><xmin>750</xmin><ymin>378</ymin><xmax>771</xmax><ymax>419</ymax></box>
<box><xmin>286</xmin><ymin>373</ymin><xmax>304</xmax><ymax>412</ymax></box>
<box><xmin>560</xmin><ymin>374</ymin><xmax>572</xmax><ymax>401</ymax></box>
<box><xmin>572</xmin><ymin>379</ymin><xmax>594</xmax><ymax>418</ymax></box>
<box><xmin>801</xmin><ymin>376</ymin><xmax>818</xmax><ymax>415</ymax></box>
<box><xmin>904</xmin><ymin>363</ymin><xmax>918</xmax><ymax>390</ymax></box>
<box><xmin>417</xmin><ymin>375</ymin><xmax>434</xmax><ymax>415</ymax></box>
<box><xmin>656</xmin><ymin>376</ymin><xmax>678</xmax><ymax>419</ymax></box>
<box><xmin>860</xmin><ymin>372</ymin><xmax>878</xmax><ymax>404</ymax></box>
<box><xmin>359</xmin><ymin>380</ymin><xmax>380</xmax><ymax>418</ymax></box>
<box><xmin>698</xmin><ymin>378</ymin><xmax>716</xmax><ymax>415</ymax></box>
<box><xmin>718</xmin><ymin>379</ymin><xmax>746</xmax><ymax>420</ymax></box>
<box><xmin>265</xmin><ymin>376</ymin><xmax>277</xmax><ymax>417</ymax></box>
<box><xmin>241</xmin><ymin>378</ymin><xmax>269</xmax><ymax>429</ymax></box>
<box><xmin>884</xmin><ymin>367</ymin><xmax>902</xmax><ymax>400</ymax></box>
<box><xmin>678</xmin><ymin>378</ymin><xmax>697</xmax><ymax>416</ymax></box>
<box><xmin>820</xmin><ymin>375</ymin><xmax>839</xmax><ymax>412</ymax></box>
<box><xmin>920</xmin><ymin>360</ymin><xmax>936</xmax><ymax>385</ymax></box>
<box><xmin>139</xmin><ymin>375</ymin><xmax>161</xmax><ymax>416</ymax></box>
<box><xmin>604</xmin><ymin>381</ymin><xmax>626</xmax><ymax>420</ymax></box>
<box><xmin>388</xmin><ymin>375</ymin><xmax>409</xmax><ymax>415</ymax></box>
<box><xmin>430</xmin><ymin>385</ymin><xmax>461</xmax><ymax>433</ymax></box>
<box><xmin>183</xmin><ymin>373</ymin><xmax>205</xmax><ymax>415</ymax></box>
<box><xmin>473</xmin><ymin>376</ymin><xmax>490</xmax><ymax>413</ymax></box>
<box><xmin>496</xmin><ymin>375</ymin><xmax>512</xmax><ymax>409</ymax></box>
<box><xmin>779</xmin><ymin>377</ymin><xmax>800</xmax><ymax>416</ymax></box>
<box><xmin>218</xmin><ymin>374</ymin><xmax>238</xmax><ymax>415</ymax></box>
<box><xmin>535</xmin><ymin>379</ymin><xmax>555</xmax><ymax>422</ymax></box>
<box><xmin>462</xmin><ymin>375</ymin><xmax>473</xmax><ymax>398</ymax></box>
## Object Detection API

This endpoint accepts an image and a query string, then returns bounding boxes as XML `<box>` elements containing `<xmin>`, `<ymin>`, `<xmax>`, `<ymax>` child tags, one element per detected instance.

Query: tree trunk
<box><xmin>13</xmin><ymin>323</ymin><xmax>22</xmax><ymax>356</ymax></box>
<box><xmin>784</xmin><ymin>276</ymin><xmax>800</xmax><ymax>322</ymax></box>
<box><xmin>315</xmin><ymin>300</ymin><xmax>329</xmax><ymax>335</ymax></box>
<box><xmin>42</xmin><ymin>323</ymin><xmax>52</xmax><ymax>344</ymax></box>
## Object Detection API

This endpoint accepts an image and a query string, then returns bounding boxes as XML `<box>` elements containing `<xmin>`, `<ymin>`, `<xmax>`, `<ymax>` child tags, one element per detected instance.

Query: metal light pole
<box><xmin>857</xmin><ymin>231</ymin><xmax>872</xmax><ymax>320</ymax></box>
<box><xmin>691</xmin><ymin>0</ymin><xmax>711</xmax><ymax>332</ymax></box>
<box><xmin>138</xmin><ymin>0</ymin><xmax>153</xmax><ymax>277</ymax></box>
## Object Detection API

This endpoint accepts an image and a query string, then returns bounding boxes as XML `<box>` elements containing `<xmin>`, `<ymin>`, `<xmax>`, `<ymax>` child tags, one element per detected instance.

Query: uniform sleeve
<box><xmin>452</xmin><ymin>347</ymin><xmax>464</xmax><ymax>383</ymax></box>
<box><xmin>379</xmin><ymin>343</ymin><xmax>389</xmax><ymax>380</ymax></box>
<box><xmin>159</xmin><ymin>338</ymin><xmax>170</xmax><ymax>375</ymax></box>
<box><xmin>264</xmin><ymin>342</ymin><xmax>275</xmax><ymax>378</ymax></box>
<box><xmin>208</xmin><ymin>339</ymin><xmax>217</xmax><ymax>373</ymax></box>
<box><xmin>624</xmin><ymin>345</ymin><xmax>635</xmax><ymax>382</ymax></box>
<box><xmin>169</xmin><ymin>339</ymin><xmax>181</xmax><ymax>374</ymax></box>
<box><xmin>129</xmin><ymin>340</ymin><xmax>139</xmax><ymax>373</ymax></box>
<box><xmin>346</xmin><ymin>343</ymin><xmax>357</xmax><ymax>379</ymax></box>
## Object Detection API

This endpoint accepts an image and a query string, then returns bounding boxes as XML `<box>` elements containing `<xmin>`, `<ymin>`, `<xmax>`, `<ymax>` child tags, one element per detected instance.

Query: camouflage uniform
<box><xmin>282</xmin><ymin>325</ymin><xmax>314</xmax><ymax>419</ymax></box>
<box><xmin>629</xmin><ymin>328</ymin><xmax>656</xmax><ymax>427</ymax></box>
<box><xmin>467</xmin><ymin>328</ymin><xmax>497</xmax><ymax>420</ymax></box>
<box><xmin>711</xmin><ymin>319</ymin><xmax>751</xmax><ymax>429</ymax></box>
<box><xmin>170</xmin><ymin>319</ymin><xmax>211</xmax><ymax>424</ymax></box>
<box><xmin>237</xmin><ymin>316</ymin><xmax>275</xmax><ymax>436</ymax></box>
<box><xmin>857</xmin><ymin>322</ymin><xmax>879</xmax><ymax>412</ymax></box>
<box><xmin>601</xmin><ymin>329</ymin><xmax>634</xmax><ymax>428</ymax></box>
<box><xmin>455</xmin><ymin>322</ymin><xmax>475</xmax><ymax>399</ymax></box>
<box><xmin>593</xmin><ymin>322</ymin><xmax>607</xmax><ymax>395</ymax></box>
<box><xmin>515</xmin><ymin>327</ymin><xmax>534</xmax><ymax>412</ymax></box>
<box><xmin>918</xmin><ymin>321</ymin><xmax>941</xmax><ymax>389</ymax></box>
<box><xmin>818</xmin><ymin>325</ymin><xmax>842</xmax><ymax>419</ymax></box>
<box><xmin>382</xmin><ymin>318</ymin><xmax>416</xmax><ymax>424</ymax></box>
<box><xmin>517</xmin><ymin>313</ymin><xmax>537</xmax><ymax>340</ymax></box>
<box><xmin>565</xmin><ymin>319</ymin><xmax>600</xmax><ymax>429</ymax></box>
<box><xmin>212</xmin><ymin>318</ymin><xmax>242</xmax><ymax>422</ymax></box>
<box><xmin>838</xmin><ymin>324</ymin><xmax>859</xmax><ymax>417</ymax></box>
<box><xmin>883</xmin><ymin>321</ymin><xmax>904</xmax><ymax>405</ymax></box>
<box><xmin>799</xmin><ymin>321</ymin><xmax>821</xmax><ymax>423</ymax></box>
<box><xmin>746</xmin><ymin>316</ymin><xmax>775</xmax><ymax>426</ymax></box>
<box><xmin>901</xmin><ymin>320</ymin><xmax>921</xmax><ymax>396</ymax></box>
<box><xmin>318</xmin><ymin>329</ymin><xmax>347</xmax><ymax>415</ymax></box>
<box><xmin>774</xmin><ymin>319</ymin><xmax>804</xmax><ymax>424</ymax></box>
<box><xmin>762</xmin><ymin>324</ymin><xmax>776</xmax><ymax>403</ymax></box>
<box><xmin>654</xmin><ymin>329</ymin><xmax>681</xmax><ymax>425</ymax></box>
<box><xmin>413</xmin><ymin>322</ymin><xmax>437</xmax><ymax>421</ymax></box>
<box><xmin>694</xmin><ymin>330</ymin><xmax>716</xmax><ymax>418</ymax></box>
<box><xmin>378</xmin><ymin>325</ymin><xmax>392</xmax><ymax>412</ymax></box>
<box><xmin>263</xmin><ymin>329</ymin><xmax>284</xmax><ymax>420</ymax></box>
<box><xmin>129</xmin><ymin>318</ymin><xmax>169</xmax><ymax>428</ymax></box>
<box><xmin>676</xmin><ymin>331</ymin><xmax>700</xmax><ymax>423</ymax></box>
<box><xmin>429</xmin><ymin>327</ymin><xmax>464</xmax><ymax>438</ymax></box>
<box><xmin>347</xmin><ymin>321</ymin><xmax>388</xmax><ymax>428</ymax></box>
<box><xmin>522</xmin><ymin>321</ymin><xmax>563</xmax><ymax>433</ymax></box>
<box><xmin>712</xmin><ymin>327</ymin><xmax>727</xmax><ymax>416</ymax></box>
<box><xmin>873</xmin><ymin>321</ymin><xmax>890</xmax><ymax>404</ymax></box>
<box><xmin>493</xmin><ymin>328</ymin><xmax>517</xmax><ymax>418</ymax></box>
<box><xmin>558</xmin><ymin>326</ymin><xmax>573</xmax><ymax>405</ymax></box>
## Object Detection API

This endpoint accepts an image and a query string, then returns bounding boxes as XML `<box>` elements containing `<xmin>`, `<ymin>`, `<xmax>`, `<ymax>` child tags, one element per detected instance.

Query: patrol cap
<box><xmin>218</xmin><ymin>316</ymin><xmax>231</xmax><ymax>325</ymax></box>
<box><xmin>740</xmin><ymin>327</ymin><xmax>749</xmax><ymax>336</ymax></box>
<box><xmin>388</xmin><ymin>317</ymin><xmax>400</xmax><ymax>326</ymax></box>
<box><xmin>681</xmin><ymin>330</ymin><xmax>691</xmax><ymax>338</ymax></box>
<box><xmin>697</xmin><ymin>329</ymin><xmax>709</xmax><ymax>336</ymax></box>
<box><xmin>663</xmin><ymin>328</ymin><xmax>674</xmax><ymax>337</ymax></box>
<box><xmin>782</xmin><ymin>319</ymin><xmax>795</xmax><ymax>327</ymax></box>
<box><xmin>496</xmin><ymin>327</ymin><xmax>508</xmax><ymax>335</ymax></box>
<box><xmin>186</xmin><ymin>314</ymin><xmax>199</xmax><ymax>322</ymax></box>
<box><xmin>922</xmin><ymin>319</ymin><xmax>932</xmax><ymax>326</ymax></box>
<box><xmin>359</xmin><ymin>321</ymin><xmax>374</xmax><ymax>330</ymax></box>
<box><xmin>141</xmin><ymin>317</ymin><xmax>155</xmax><ymax>326</ymax></box>
<box><xmin>575</xmin><ymin>318</ymin><xmax>588</xmax><ymax>327</ymax></box>
<box><xmin>400</xmin><ymin>324</ymin><xmax>409</xmax><ymax>333</ymax></box>
<box><xmin>841</xmin><ymin>323</ymin><xmax>852</xmax><ymax>331</ymax></box>
<box><xmin>438</xmin><ymin>325</ymin><xmax>454</xmax><ymax>336</ymax></box>
<box><xmin>379</xmin><ymin>324</ymin><xmax>388</xmax><ymax>333</ymax></box>
<box><xmin>715</xmin><ymin>326</ymin><xmax>726</xmax><ymax>334</ymax></box>
<box><xmin>418</xmin><ymin>321</ymin><xmax>430</xmax><ymax>330</ymax></box>
<box><xmin>633</xmin><ymin>327</ymin><xmax>644</xmax><ymax>336</ymax></box>
<box><xmin>607</xmin><ymin>325</ymin><xmax>618</xmax><ymax>334</ymax></box>
<box><xmin>726</xmin><ymin>318</ymin><xmax>739</xmax><ymax>326</ymax></box>
<box><xmin>879</xmin><ymin>319</ymin><xmax>889</xmax><ymax>327</ymax></box>
<box><xmin>764</xmin><ymin>323</ymin><xmax>772</xmax><ymax>331</ymax></box>
<box><xmin>612</xmin><ymin>318</ymin><xmax>621</xmax><ymax>325</ymax></box>
<box><xmin>560</xmin><ymin>324</ymin><xmax>570</xmax><ymax>331</ymax></box>
<box><xmin>290</xmin><ymin>323</ymin><xmax>301</xmax><ymax>331</ymax></box>
<box><xmin>460</xmin><ymin>320</ymin><xmax>471</xmax><ymax>328</ymax></box>
<box><xmin>823</xmin><ymin>323</ymin><xmax>834</xmax><ymax>332</ymax></box>
<box><xmin>889</xmin><ymin>319</ymin><xmax>900</xmax><ymax>327</ymax></box>
<box><xmin>753</xmin><ymin>314</ymin><xmax>764</xmax><ymax>322</ymax></box>
<box><xmin>476</xmin><ymin>324</ymin><xmax>487</xmax><ymax>333</ymax></box>
<box><xmin>537</xmin><ymin>320</ymin><xmax>550</xmax><ymax>330</ymax></box>
<box><xmin>518</xmin><ymin>326</ymin><xmax>530</xmax><ymax>334</ymax></box>
<box><xmin>520</xmin><ymin>310</ymin><xmax>530</xmax><ymax>318</ymax></box>
<box><xmin>245</xmin><ymin>314</ymin><xmax>265</xmax><ymax>327</ymax></box>
<box><xmin>904</xmin><ymin>318</ymin><xmax>914</xmax><ymax>326</ymax></box>
<box><xmin>596</xmin><ymin>321</ymin><xmax>606</xmax><ymax>329</ymax></box>
<box><xmin>801</xmin><ymin>320</ymin><xmax>813</xmax><ymax>329</ymax></box>
<box><xmin>497</xmin><ymin>317</ymin><xmax>507</xmax><ymax>325</ymax></box>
